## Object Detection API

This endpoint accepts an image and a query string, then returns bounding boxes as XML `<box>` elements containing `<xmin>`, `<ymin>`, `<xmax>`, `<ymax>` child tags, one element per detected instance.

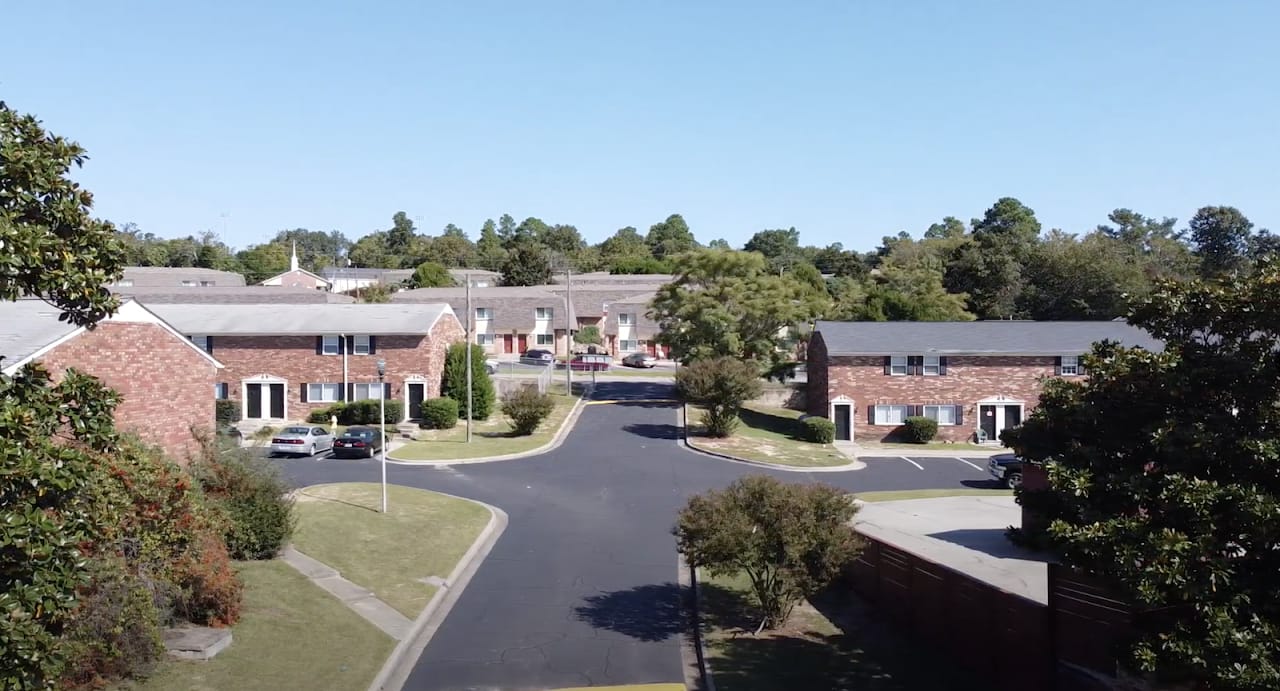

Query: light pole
<box><xmin>377</xmin><ymin>358</ymin><xmax>388</xmax><ymax>514</ymax></box>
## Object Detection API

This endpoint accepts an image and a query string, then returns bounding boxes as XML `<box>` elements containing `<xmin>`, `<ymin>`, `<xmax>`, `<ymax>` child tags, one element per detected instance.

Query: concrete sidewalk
<box><xmin>281</xmin><ymin>546</ymin><xmax>412</xmax><ymax>640</ymax></box>
<box><xmin>850</xmin><ymin>443</ymin><xmax>1002</xmax><ymax>458</ymax></box>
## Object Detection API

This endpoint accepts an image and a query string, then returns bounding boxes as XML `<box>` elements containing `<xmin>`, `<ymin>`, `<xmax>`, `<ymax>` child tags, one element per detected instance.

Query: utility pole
<box><xmin>564</xmin><ymin>268</ymin><xmax>572</xmax><ymax>395</ymax></box>
<box><xmin>465</xmin><ymin>273</ymin><xmax>473</xmax><ymax>443</ymax></box>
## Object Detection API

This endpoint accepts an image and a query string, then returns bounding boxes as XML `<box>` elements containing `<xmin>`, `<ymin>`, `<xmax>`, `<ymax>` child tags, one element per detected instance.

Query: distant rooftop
<box><xmin>148</xmin><ymin>302</ymin><xmax>455</xmax><ymax>336</ymax></box>
<box><xmin>118</xmin><ymin>266</ymin><xmax>247</xmax><ymax>287</ymax></box>
<box><xmin>815</xmin><ymin>320</ymin><xmax>1163</xmax><ymax>355</ymax></box>
<box><xmin>112</xmin><ymin>286</ymin><xmax>355</xmax><ymax>304</ymax></box>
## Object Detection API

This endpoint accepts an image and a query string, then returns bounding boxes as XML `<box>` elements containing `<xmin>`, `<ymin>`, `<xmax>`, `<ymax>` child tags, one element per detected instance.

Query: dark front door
<box><xmin>408</xmin><ymin>383</ymin><xmax>425</xmax><ymax>419</ymax></box>
<box><xmin>268</xmin><ymin>383</ymin><xmax>285</xmax><ymax>419</ymax></box>
<box><xmin>1004</xmin><ymin>405</ymin><xmax>1022</xmax><ymax>429</ymax></box>
<box><xmin>246</xmin><ymin>383</ymin><xmax>262</xmax><ymax>419</ymax></box>
<box><xmin>518</xmin><ymin>334</ymin><xmax>528</xmax><ymax>352</ymax></box>
<box><xmin>503</xmin><ymin>334</ymin><xmax>514</xmax><ymax>354</ymax></box>
<box><xmin>980</xmin><ymin>404</ymin><xmax>997</xmax><ymax>442</ymax></box>
<box><xmin>833</xmin><ymin>404</ymin><xmax>852</xmax><ymax>441</ymax></box>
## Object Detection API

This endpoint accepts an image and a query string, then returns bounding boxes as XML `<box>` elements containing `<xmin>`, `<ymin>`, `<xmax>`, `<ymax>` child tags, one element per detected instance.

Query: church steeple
<box><xmin>290</xmin><ymin>241</ymin><xmax>299</xmax><ymax>272</ymax></box>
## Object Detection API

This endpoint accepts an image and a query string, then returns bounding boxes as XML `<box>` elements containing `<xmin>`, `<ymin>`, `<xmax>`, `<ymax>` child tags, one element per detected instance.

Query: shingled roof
<box><xmin>814</xmin><ymin>320</ymin><xmax>1163</xmax><ymax>356</ymax></box>
<box><xmin>111</xmin><ymin>286</ymin><xmax>355</xmax><ymax>304</ymax></box>
<box><xmin>148</xmin><ymin>303</ymin><xmax>456</xmax><ymax>336</ymax></box>
<box><xmin>391</xmin><ymin>287</ymin><xmax>569</xmax><ymax>330</ymax></box>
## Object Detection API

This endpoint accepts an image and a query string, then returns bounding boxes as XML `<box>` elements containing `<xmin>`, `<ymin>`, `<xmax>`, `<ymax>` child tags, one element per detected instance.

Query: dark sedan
<box><xmin>331</xmin><ymin>426</ymin><xmax>386</xmax><ymax>459</ymax></box>
<box><xmin>987</xmin><ymin>453</ymin><xmax>1026</xmax><ymax>489</ymax></box>
<box><xmin>519</xmin><ymin>348</ymin><xmax>555</xmax><ymax>366</ymax></box>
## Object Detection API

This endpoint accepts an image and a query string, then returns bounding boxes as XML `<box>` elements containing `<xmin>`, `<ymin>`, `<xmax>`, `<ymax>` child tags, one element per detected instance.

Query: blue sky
<box><xmin>6</xmin><ymin>1</ymin><xmax>1277</xmax><ymax>251</ymax></box>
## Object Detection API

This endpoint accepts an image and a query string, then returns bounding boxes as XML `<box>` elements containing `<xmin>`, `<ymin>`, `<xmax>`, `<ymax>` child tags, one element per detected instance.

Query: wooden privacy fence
<box><xmin>848</xmin><ymin>534</ymin><xmax>1140</xmax><ymax>691</ymax></box>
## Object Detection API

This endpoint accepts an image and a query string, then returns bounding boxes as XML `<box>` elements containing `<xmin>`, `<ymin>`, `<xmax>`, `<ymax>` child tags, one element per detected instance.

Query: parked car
<box><xmin>270</xmin><ymin>426</ymin><xmax>334</xmax><ymax>456</ymax></box>
<box><xmin>565</xmin><ymin>353</ymin><xmax>611</xmax><ymax>371</ymax></box>
<box><xmin>485</xmin><ymin>358</ymin><xmax>500</xmax><ymax>375</ymax></box>
<box><xmin>520</xmin><ymin>348</ymin><xmax>555</xmax><ymax>366</ymax></box>
<box><xmin>331</xmin><ymin>425</ymin><xmax>386</xmax><ymax>459</ymax></box>
<box><xmin>621</xmin><ymin>352</ymin><xmax>658</xmax><ymax>368</ymax></box>
<box><xmin>987</xmin><ymin>453</ymin><xmax>1026</xmax><ymax>489</ymax></box>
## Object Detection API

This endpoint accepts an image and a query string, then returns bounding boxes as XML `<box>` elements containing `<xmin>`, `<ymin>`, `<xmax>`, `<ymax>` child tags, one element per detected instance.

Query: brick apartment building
<box><xmin>148</xmin><ymin>302</ymin><xmax>463</xmax><ymax>424</ymax></box>
<box><xmin>392</xmin><ymin>287</ymin><xmax>571</xmax><ymax>356</ymax></box>
<box><xmin>0</xmin><ymin>298</ymin><xmax>223</xmax><ymax>461</ymax></box>
<box><xmin>807</xmin><ymin>320</ymin><xmax>1163</xmax><ymax>443</ymax></box>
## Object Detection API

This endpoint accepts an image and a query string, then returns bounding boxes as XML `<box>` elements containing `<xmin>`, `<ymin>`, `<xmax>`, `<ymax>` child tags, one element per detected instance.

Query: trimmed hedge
<box><xmin>419</xmin><ymin>397</ymin><xmax>459</xmax><ymax>430</ymax></box>
<box><xmin>305</xmin><ymin>400</ymin><xmax>404</xmax><ymax>425</ymax></box>
<box><xmin>902</xmin><ymin>416</ymin><xmax>939</xmax><ymax>443</ymax></box>
<box><xmin>800</xmin><ymin>417</ymin><xmax>836</xmax><ymax>444</ymax></box>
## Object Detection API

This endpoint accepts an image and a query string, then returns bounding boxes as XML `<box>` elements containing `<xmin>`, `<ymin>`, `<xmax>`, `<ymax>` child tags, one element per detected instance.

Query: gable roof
<box><xmin>118</xmin><ymin>266</ymin><xmax>247</xmax><ymax>287</ymax></box>
<box><xmin>391</xmin><ymin>287</ymin><xmax>570</xmax><ymax>329</ymax></box>
<box><xmin>546</xmin><ymin>284</ymin><xmax>662</xmax><ymax>319</ymax></box>
<box><xmin>148</xmin><ymin>303</ymin><xmax>457</xmax><ymax>336</ymax></box>
<box><xmin>260</xmin><ymin>268</ymin><xmax>333</xmax><ymax>288</ymax></box>
<box><xmin>112</xmin><ymin>286</ymin><xmax>355</xmax><ymax>304</ymax></box>
<box><xmin>1</xmin><ymin>298</ymin><xmax>224</xmax><ymax>375</ymax></box>
<box><xmin>814</xmin><ymin>320</ymin><xmax>1164</xmax><ymax>356</ymax></box>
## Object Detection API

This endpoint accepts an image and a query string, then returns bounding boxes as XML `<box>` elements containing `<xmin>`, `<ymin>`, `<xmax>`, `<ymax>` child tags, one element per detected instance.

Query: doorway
<box><xmin>833</xmin><ymin>404</ymin><xmax>852</xmax><ymax>441</ymax></box>
<box><xmin>977</xmin><ymin>400</ymin><xmax>1024</xmax><ymax>443</ymax></box>
<box><xmin>503</xmin><ymin>334</ymin><xmax>514</xmax><ymax>354</ymax></box>
<box><xmin>518</xmin><ymin>334</ymin><xmax>528</xmax><ymax>353</ymax></box>
<box><xmin>244</xmin><ymin>381</ymin><xmax>285</xmax><ymax>420</ymax></box>
<box><xmin>406</xmin><ymin>382</ymin><xmax>425</xmax><ymax>419</ymax></box>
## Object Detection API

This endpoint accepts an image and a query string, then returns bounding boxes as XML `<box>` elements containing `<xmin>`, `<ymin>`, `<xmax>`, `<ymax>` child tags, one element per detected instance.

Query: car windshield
<box><xmin>283</xmin><ymin>427</ymin><xmax>311</xmax><ymax>435</ymax></box>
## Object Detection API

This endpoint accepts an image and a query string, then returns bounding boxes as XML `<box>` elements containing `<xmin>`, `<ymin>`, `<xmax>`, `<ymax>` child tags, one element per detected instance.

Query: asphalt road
<box><xmin>277</xmin><ymin>381</ymin><xmax>995</xmax><ymax>691</ymax></box>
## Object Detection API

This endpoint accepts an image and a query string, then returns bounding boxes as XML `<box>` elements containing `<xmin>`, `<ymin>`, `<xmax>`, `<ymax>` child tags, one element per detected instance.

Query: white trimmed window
<box><xmin>536</xmin><ymin>333</ymin><xmax>554</xmax><ymax>346</ymax></box>
<box><xmin>322</xmin><ymin>335</ymin><xmax>341</xmax><ymax>355</ymax></box>
<box><xmin>889</xmin><ymin>356</ymin><xmax>908</xmax><ymax>376</ymax></box>
<box><xmin>181</xmin><ymin>280</ymin><xmax>197</xmax><ymax>287</ymax></box>
<box><xmin>923</xmin><ymin>355</ymin><xmax>941</xmax><ymax>376</ymax></box>
<box><xmin>308</xmin><ymin>383</ymin><xmax>342</xmax><ymax>402</ymax></box>
<box><xmin>475</xmin><ymin>307</ymin><xmax>493</xmax><ymax>320</ymax></box>
<box><xmin>620</xmin><ymin>339</ymin><xmax>638</xmax><ymax>351</ymax></box>
<box><xmin>618</xmin><ymin>313</ymin><xmax>634</xmax><ymax>325</ymax></box>
<box><xmin>1060</xmin><ymin>355</ymin><xmax>1080</xmax><ymax>376</ymax></box>
<box><xmin>536</xmin><ymin>307</ymin><xmax>554</xmax><ymax>320</ymax></box>
<box><xmin>476</xmin><ymin>333</ymin><xmax>495</xmax><ymax>346</ymax></box>
<box><xmin>352</xmin><ymin>335</ymin><xmax>371</xmax><ymax>355</ymax></box>
<box><xmin>924</xmin><ymin>404</ymin><xmax>958</xmax><ymax>426</ymax></box>
<box><xmin>351</xmin><ymin>383</ymin><xmax>383</xmax><ymax>400</ymax></box>
<box><xmin>874</xmin><ymin>405</ymin><xmax>910</xmax><ymax>425</ymax></box>
<box><xmin>190</xmin><ymin>335</ymin><xmax>211</xmax><ymax>353</ymax></box>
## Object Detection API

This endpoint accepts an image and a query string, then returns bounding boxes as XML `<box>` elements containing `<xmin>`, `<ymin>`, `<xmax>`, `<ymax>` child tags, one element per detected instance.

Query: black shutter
<box><xmin>383</xmin><ymin>382</ymin><xmax>392</xmax><ymax>400</ymax></box>
<box><xmin>911</xmin><ymin>356</ymin><xmax>923</xmax><ymax>376</ymax></box>
<box><xmin>206</xmin><ymin>336</ymin><xmax>214</xmax><ymax>354</ymax></box>
<box><xmin>345</xmin><ymin>335</ymin><xmax>354</xmax><ymax>354</ymax></box>
<box><xmin>939</xmin><ymin>356</ymin><xmax>947</xmax><ymax>375</ymax></box>
<box><xmin>868</xmin><ymin>405</ymin><xmax>876</xmax><ymax>425</ymax></box>
<box><xmin>1054</xmin><ymin>356</ymin><xmax>1062</xmax><ymax>376</ymax></box>
<box><xmin>369</xmin><ymin>336</ymin><xmax>377</xmax><ymax>355</ymax></box>
<box><xmin>300</xmin><ymin>383</ymin><xmax>308</xmax><ymax>403</ymax></box>
<box><xmin>910</xmin><ymin>405</ymin><xmax>923</xmax><ymax>417</ymax></box>
<box><xmin>346</xmin><ymin>383</ymin><xmax>354</xmax><ymax>401</ymax></box>
<box><xmin>883</xmin><ymin>356</ymin><xmax>892</xmax><ymax>375</ymax></box>
<box><xmin>955</xmin><ymin>404</ymin><xmax>964</xmax><ymax>426</ymax></box>
<box><xmin>316</xmin><ymin>336</ymin><xmax>324</xmax><ymax>355</ymax></box>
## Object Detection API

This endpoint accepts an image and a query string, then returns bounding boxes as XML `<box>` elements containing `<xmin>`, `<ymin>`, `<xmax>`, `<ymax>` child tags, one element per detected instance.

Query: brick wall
<box><xmin>38</xmin><ymin>322</ymin><xmax>217</xmax><ymax>462</ymax></box>
<box><xmin>210</xmin><ymin>314</ymin><xmax>464</xmax><ymax>422</ymax></box>
<box><xmin>826</xmin><ymin>354</ymin><xmax>1062</xmax><ymax>442</ymax></box>
<box><xmin>268</xmin><ymin>269</ymin><xmax>326</xmax><ymax>290</ymax></box>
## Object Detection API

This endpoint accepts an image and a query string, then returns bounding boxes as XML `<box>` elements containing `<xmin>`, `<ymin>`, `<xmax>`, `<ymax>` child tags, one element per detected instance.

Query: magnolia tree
<box><xmin>1005</xmin><ymin>258</ymin><xmax>1280</xmax><ymax>690</ymax></box>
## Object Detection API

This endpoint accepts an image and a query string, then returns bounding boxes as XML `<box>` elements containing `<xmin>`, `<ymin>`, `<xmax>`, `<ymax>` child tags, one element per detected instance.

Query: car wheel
<box><xmin>1005</xmin><ymin>471</ymin><xmax>1023</xmax><ymax>490</ymax></box>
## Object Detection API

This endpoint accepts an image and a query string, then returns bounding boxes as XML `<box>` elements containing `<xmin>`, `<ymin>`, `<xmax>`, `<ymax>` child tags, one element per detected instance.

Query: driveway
<box><xmin>278</xmin><ymin>381</ymin><xmax>993</xmax><ymax>690</ymax></box>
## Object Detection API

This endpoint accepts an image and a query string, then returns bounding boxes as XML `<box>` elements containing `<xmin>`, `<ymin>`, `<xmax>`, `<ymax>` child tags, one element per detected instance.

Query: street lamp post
<box><xmin>377</xmin><ymin>358</ymin><xmax>388</xmax><ymax>514</ymax></box>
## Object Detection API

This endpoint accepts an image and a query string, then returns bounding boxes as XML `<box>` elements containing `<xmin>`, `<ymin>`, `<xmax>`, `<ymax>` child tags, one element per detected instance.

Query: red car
<box><xmin>566</xmin><ymin>354</ymin><xmax>611</xmax><ymax>371</ymax></box>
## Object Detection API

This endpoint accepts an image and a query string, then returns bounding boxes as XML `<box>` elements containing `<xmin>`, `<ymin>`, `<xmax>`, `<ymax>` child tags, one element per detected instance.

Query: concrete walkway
<box><xmin>850</xmin><ymin>443</ymin><xmax>1002</xmax><ymax>458</ymax></box>
<box><xmin>281</xmin><ymin>545</ymin><xmax>412</xmax><ymax>640</ymax></box>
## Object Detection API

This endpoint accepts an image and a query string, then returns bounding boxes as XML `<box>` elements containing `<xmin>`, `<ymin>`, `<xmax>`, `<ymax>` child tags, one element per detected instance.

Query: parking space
<box><xmin>845</xmin><ymin>454</ymin><xmax>1002</xmax><ymax>491</ymax></box>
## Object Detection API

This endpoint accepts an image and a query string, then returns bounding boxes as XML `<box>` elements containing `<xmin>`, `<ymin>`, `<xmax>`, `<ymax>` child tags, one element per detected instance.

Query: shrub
<box><xmin>215</xmin><ymin>399</ymin><xmax>240</xmax><ymax>425</ymax></box>
<box><xmin>800</xmin><ymin>417</ymin><xmax>836</xmax><ymax>444</ymax></box>
<box><xmin>675</xmin><ymin>476</ymin><xmax>862</xmax><ymax>629</ymax></box>
<box><xmin>501</xmin><ymin>385</ymin><xmax>555</xmax><ymax>436</ymax></box>
<box><xmin>441</xmin><ymin>343</ymin><xmax>496</xmax><ymax>420</ymax></box>
<box><xmin>191</xmin><ymin>444</ymin><xmax>296</xmax><ymax>561</ymax></box>
<box><xmin>675</xmin><ymin>357</ymin><xmax>764</xmax><ymax>437</ymax></box>
<box><xmin>306</xmin><ymin>399</ymin><xmax>401</xmax><ymax>425</ymax></box>
<box><xmin>60</xmin><ymin>555</ymin><xmax>165</xmax><ymax>685</ymax></box>
<box><xmin>307</xmin><ymin>403</ymin><xmax>342</xmax><ymax>424</ymax></box>
<box><xmin>902</xmin><ymin>416</ymin><xmax>939</xmax><ymax>443</ymax></box>
<box><xmin>419</xmin><ymin>397</ymin><xmax>459</xmax><ymax>429</ymax></box>
<box><xmin>171</xmin><ymin>532</ymin><xmax>242</xmax><ymax>627</ymax></box>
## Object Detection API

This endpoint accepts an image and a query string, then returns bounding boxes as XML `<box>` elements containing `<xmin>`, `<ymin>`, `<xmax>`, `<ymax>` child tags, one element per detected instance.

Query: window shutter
<box><xmin>908</xmin><ymin>356</ymin><xmax>921</xmax><ymax>376</ymax></box>
<box><xmin>883</xmin><ymin>357</ymin><xmax>891</xmax><ymax>375</ymax></box>
<box><xmin>345</xmin><ymin>335</ymin><xmax>355</xmax><ymax>354</ymax></box>
<box><xmin>955</xmin><ymin>405</ymin><xmax>964</xmax><ymax>425</ymax></box>
<box><xmin>911</xmin><ymin>405</ymin><xmax>922</xmax><ymax>417</ymax></box>
<box><xmin>384</xmin><ymin>382</ymin><xmax>392</xmax><ymax>400</ymax></box>
<box><xmin>1078</xmin><ymin>354</ymin><xmax>1087</xmax><ymax>376</ymax></box>
<box><xmin>346</xmin><ymin>383</ymin><xmax>354</xmax><ymax>401</ymax></box>
<box><xmin>868</xmin><ymin>405</ymin><xmax>876</xmax><ymax>425</ymax></box>
<box><xmin>1054</xmin><ymin>356</ymin><xmax>1062</xmax><ymax>376</ymax></box>
<box><xmin>369</xmin><ymin>336</ymin><xmax>377</xmax><ymax>354</ymax></box>
<box><xmin>207</xmin><ymin>336</ymin><xmax>215</xmax><ymax>354</ymax></box>
<box><xmin>939</xmin><ymin>356</ymin><xmax>947</xmax><ymax>375</ymax></box>
<box><xmin>316</xmin><ymin>336</ymin><xmax>324</xmax><ymax>355</ymax></box>
<box><xmin>300</xmin><ymin>384</ymin><xmax>308</xmax><ymax>403</ymax></box>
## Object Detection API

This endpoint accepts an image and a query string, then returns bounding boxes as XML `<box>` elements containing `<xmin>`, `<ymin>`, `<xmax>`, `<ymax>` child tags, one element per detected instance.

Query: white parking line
<box><xmin>954</xmin><ymin>457</ymin><xmax>983</xmax><ymax>471</ymax></box>
<box><xmin>898</xmin><ymin>456</ymin><xmax>924</xmax><ymax>470</ymax></box>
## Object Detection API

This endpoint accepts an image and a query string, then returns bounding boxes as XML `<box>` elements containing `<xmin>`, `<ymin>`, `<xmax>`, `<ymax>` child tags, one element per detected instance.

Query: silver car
<box><xmin>270</xmin><ymin>425</ymin><xmax>334</xmax><ymax>456</ymax></box>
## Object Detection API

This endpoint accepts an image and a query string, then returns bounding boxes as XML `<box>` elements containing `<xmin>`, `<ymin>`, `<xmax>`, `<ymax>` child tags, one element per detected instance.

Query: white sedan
<box><xmin>270</xmin><ymin>426</ymin><xmax>334</xmax><ymax>456</ymax></box>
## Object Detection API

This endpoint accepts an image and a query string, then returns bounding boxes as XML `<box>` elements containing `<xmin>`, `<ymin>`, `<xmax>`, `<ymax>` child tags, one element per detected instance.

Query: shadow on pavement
<box><xmin>623</xmin><ymin>423</ymin><xmax>682</xmax><ymax>440</ymax></box>
<box><xmin>926</xmin><ymin>528</ymin><xmax>1054</xmax><ymax>562</ymax></box>
<box><xmin>961</xmin><ymin>479</ymin><xmax>1003</xmax><ymax>489</ymax></box>
<box><xmin>573</xmin><ymin>582</ymin><xmax>687</xmax><ymax>642</ymax></box>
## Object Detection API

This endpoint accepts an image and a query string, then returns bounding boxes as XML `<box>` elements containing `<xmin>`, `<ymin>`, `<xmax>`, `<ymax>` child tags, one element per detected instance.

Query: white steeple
<box><xmin>290</xmin><ymin>241</ymin><xmax>299</xmax><ymax>272</ymax></box>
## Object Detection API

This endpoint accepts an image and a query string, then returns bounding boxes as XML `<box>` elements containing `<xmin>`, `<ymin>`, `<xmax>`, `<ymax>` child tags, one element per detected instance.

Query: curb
<box><xmin>677</xmin><ymin>404</ymin><xmax>866</xmax><ymax>474</ymax></box>
<box><xmin>383</xmin><ymin>389</ymin><xmax>591</xmax><ymax>466</ymax></box>
<box><xmin>366</xmin><ymin>496</ymin><xmax>510</xmax><ymax>691</ymax></box>
<box><xmin>678</xmin><ymin>553</ymin><xmax>717</xmax><ymax>691</ymax></box>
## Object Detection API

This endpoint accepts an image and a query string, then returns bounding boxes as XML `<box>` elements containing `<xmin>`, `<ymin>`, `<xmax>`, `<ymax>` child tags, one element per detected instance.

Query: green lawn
<box><xmin>701</xmin><ymin>571</ymin><xmax>981</xmax><ymax>691</ymax></box>
<box><xmin>686</xmin><ymin>404</ymin><xmax>851</xmax><ymax>467</ymax></box>
<box><xmin>125</xmin><ymin>560</ymin><xmax>393</xmax><ymax>691</ymax></box>
<box><xmin>291</xmin><ymin>483</ymin><xmax>491</xmax><ymax>618</ymax></box>
<box><xmin>855</xmin><ymin>488</ymin><xmax>1012</xmax><ymax>503</ymax></box>
<box><xmin>392</xmin><ymin>393</ymin><xmax>578</xmax><ymax>461</ymax></box>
